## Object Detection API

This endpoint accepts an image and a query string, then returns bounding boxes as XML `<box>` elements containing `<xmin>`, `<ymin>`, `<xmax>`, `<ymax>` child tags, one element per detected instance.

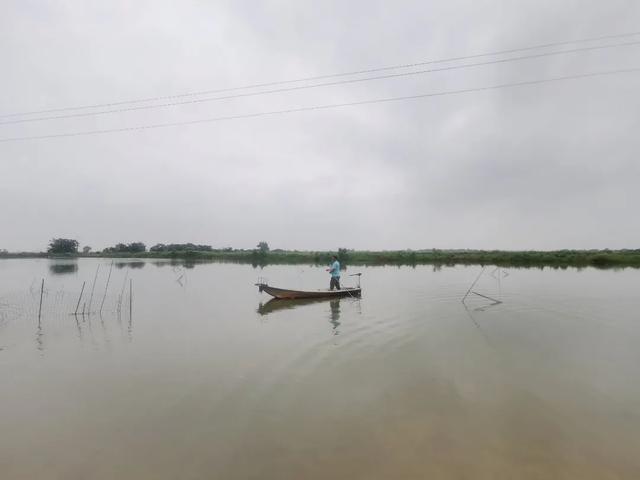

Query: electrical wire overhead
<box><xmin>2</xmin><ymin>29</ymin><xmax>640</xmax><ymax>119</ymax></box>
<box><xmin>2</xmin><ymin>40</ymin><xmax>639</xmax><ymax>126</ymax></box>
<box><xmin>1</xmin><ymin>67</ymin><xmax>638</xmax><ymax>143</ymax></box>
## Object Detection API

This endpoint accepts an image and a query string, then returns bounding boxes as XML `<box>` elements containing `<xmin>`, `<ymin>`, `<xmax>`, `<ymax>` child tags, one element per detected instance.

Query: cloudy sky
<box><xmin>1</xmin><ymin>0</ymin><xmax>639</xmax><ymax>252</ymax></box>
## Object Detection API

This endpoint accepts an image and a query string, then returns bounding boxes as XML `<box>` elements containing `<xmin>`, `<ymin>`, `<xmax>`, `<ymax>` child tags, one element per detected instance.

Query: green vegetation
<box><xmin>47</xmin><ymin>238</ymin><xmax>78</xmax><ymax>254</ymax></box>
<box><xmin>103</xmin><ymin>242</ymin><xmax>146</xmax><ymax>253</ymax></box>
<box><xmin>2</xmin><ymin>242</ymin><xmax>640</xmax><ymax>269</ymax></box>
<box><xmin>150</xmin><ymin>243</ymin><xmax>212</xmax><ymax>253</ymax></box>
<box><xmin>95</xmin><ymin>248</ymin><xmax>640</xmax><ymax>269</ymax></box>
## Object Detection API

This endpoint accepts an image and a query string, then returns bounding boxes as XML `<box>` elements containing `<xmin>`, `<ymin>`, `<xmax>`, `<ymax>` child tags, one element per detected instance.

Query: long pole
<box><xmin>87</xmin><ymin>264</ymin><xmax>100</xmax><ymax>315</ymax></box>
<box><xmin>74</xmin><ymin>281</ymin><xmax>86</xmax><ymax>315</ymax></box>
<box><xmin>471</xmin><ymin>291</ymin><xmax>502</xmax><ymax>304</ymax></box>
<box><xmin>127</xmin><ymin>278</ymin><xmax>133</xmax><ymax>341</ymax></box>
<box><xmin>117</xmin><ymin>270</ymin><xmax>129</xmax><ymax>315</ymax></box>
<box><xmin>38</xmin><ymin>278</ymin><xmax>44</xmax><ymax>322</ymax></box>
<box><xmin>99</xmin><ymin>261</ymin><xmax>113</xmax><ymax>315</ymax></box>
<box><xmin>462</xmin><ymin>266</ymin><xmax>485</xmax><ymax>302</ymax></box>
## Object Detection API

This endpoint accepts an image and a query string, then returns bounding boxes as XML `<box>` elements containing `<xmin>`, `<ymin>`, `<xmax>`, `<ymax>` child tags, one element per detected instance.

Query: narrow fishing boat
<box><xmin>255</xmin><ymin>274</ymin><xmax>362</xmax><ymax>300</ymax></box>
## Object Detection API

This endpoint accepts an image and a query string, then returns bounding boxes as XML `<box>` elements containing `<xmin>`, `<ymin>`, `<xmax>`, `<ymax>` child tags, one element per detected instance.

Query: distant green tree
<box><xmin>149</xmin><ymin>243</ymin><xmax>212</xmax><ymax>253</ymax></box>
<box><xmin>337</xmin><ymin>247</ymin><xmax>350</xmax><ymax>263</ymax></box>
<box><xmin>48</xmin><ymin>238</ymin><xmax>79</xmax><ymax>254</ymax></box>
<box><xmin>104</xmin><ymin>242</ymin><xmax>147</xmax><ymax>253</ymax></box>
<box><xmin>256</xmin><ymin>241</ymin><xmax>270</xmax><ymax>253</ymax></box>
<box><xmin>82</xmin><ymin>246</ymin><xmax>92</xmax><ymax>254</ymax></box>
<box><xmin>128</xmin><ymin>242</ymin><xmax>146</xmax><ymax>253</ymax></box>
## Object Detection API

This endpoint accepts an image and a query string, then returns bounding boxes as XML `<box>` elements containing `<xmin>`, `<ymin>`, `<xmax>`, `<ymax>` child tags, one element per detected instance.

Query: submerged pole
<box><xmin>74</xmin><ymin>281</ymin><xmax>86</xmax><ymax>315</ymax></box>
<box><xmin>38</xmin><ymin>278</ymin><xmax>44</xmax><ymax>322</ymax></box>
<box><xmin>99</xmin><ymin>261</ymin><xmax>113</xmax><ymax>315</ymax></box>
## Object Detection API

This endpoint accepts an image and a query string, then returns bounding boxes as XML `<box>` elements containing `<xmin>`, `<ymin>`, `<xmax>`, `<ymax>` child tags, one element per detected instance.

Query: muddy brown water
<box><xmin>1</xmin><ymin>258</ymin><xmax>639</xmax><ymax>479</ymax></box>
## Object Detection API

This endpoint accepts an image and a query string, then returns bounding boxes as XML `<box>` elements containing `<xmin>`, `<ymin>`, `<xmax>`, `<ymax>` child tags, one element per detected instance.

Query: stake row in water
<box><xmin>36</xmin><ymin>261</ymin><xmax>132</xmax><ymax>320</ymax></box>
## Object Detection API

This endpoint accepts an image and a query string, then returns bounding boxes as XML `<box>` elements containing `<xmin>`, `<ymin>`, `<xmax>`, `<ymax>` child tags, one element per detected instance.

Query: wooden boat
<box><xmin>256</xmin><ymin>283</ymin><xmax>361</xmax><ymax>300</ymax></box>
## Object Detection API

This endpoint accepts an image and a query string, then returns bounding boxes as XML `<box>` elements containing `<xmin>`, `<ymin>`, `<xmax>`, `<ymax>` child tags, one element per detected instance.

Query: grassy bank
<box><xmin>3</xmin><ymin>249</ymin><xmax>640</xmax><ymax>268</ymax></box>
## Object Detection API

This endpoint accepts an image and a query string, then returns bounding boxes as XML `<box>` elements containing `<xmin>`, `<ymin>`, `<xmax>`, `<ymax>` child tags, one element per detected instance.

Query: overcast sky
<box><xmin>1</xmin><ymin>0</ymin><xmax>639</xmax><ymax>252</ymax></box>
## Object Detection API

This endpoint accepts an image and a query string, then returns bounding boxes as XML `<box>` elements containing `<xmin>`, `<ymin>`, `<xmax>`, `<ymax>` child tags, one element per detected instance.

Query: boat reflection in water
<box><xmin>257</xmin><ymin>297</ymin><xmax>339</xmax><ymax>315</ymax></box>
<box><xmin>257</xmin><ymin>297</ymin><xmax>344</xmax><ymax>335</ymax></box>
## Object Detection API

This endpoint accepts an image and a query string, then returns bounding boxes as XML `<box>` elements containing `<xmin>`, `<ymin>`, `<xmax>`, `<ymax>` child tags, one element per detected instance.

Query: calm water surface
<box><xmin>1</xmin><ymin>259</ymin><xmax>639</xmax><ymax>479</ymax></box>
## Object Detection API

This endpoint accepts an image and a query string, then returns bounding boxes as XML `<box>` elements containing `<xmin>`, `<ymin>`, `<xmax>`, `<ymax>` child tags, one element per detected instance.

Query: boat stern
<box><xmin>255</xmin><ymin>277</ymin><xmax>269</xmax><ymax>293</ymax></box>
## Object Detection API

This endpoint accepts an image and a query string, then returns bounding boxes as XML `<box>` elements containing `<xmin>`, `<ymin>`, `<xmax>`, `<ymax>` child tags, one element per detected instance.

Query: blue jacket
<box><xmin>329</xmin><ymin>260</ymin><xmax>340</xmax><ymax>278</ymax></box>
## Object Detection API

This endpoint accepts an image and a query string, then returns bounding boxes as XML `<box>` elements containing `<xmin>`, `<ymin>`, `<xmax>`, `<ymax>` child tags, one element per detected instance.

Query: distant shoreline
<box><xmin>2</xmin><ymin>249</ymin><xmax>639</xmax><ymax>268</ymax></box>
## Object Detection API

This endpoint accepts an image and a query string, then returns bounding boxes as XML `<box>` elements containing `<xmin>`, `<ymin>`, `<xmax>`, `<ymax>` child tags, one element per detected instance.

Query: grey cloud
<box><xmin>1</xmin><ymin>0</ymin><xmax>639</xmax><ymax>251</ymax></box>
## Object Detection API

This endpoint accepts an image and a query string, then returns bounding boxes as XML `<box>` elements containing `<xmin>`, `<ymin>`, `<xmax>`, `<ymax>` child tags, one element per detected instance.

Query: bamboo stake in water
<box><xmin>128</xmin><ymin>278</ymin><xmax>133</xmax><ymax>340</ymax></box>
<box><xmin>117</xmin><ymin>270</ymin><xmax>129</xmax><ymax>316</ymax></box>
<box><xmin>38</xmin><ymin>278</ymin><xmax>44</xmax><ymax>322</ymax></box>
<box><xmin>87</xmin><ymin>264</ymin><xmax>100</xmax><ymax>315</ymax></box>
<box><xmin>99</xmin><ymin>261</ymin><xmax>113</xmax><ymax>315</ymax></box>
<box><xmin>471</xmin><ymin>291</ymin><xmax>502</xmax><ymax>304</ymax></box>
<box><xmin>74</xmin><ymin>281</ymin><xmax>86</xmax><ymax>315</ymax></box>
<box><xmin>462</xmin><ymin>266</ymin><xmax>486</xmax><ymax>302</ymax></box>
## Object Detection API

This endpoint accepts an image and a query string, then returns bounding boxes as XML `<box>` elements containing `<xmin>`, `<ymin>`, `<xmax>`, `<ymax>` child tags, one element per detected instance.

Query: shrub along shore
<box><xmin>2</xmin><ymin>249</ymin><xmax>640</xmax><ymax>268</ymax></box>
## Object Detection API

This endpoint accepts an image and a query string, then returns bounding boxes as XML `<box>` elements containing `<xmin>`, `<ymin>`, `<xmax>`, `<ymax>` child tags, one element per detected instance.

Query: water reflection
<box><xmin>257</xmin><ymin>297</ymin><xmax>343</xmax><ymax>335</ymax></box>
<box><xmin>4</xmin><ymin>259</ymin><xmax>640</xmax><ymax>478</ymax></box>
<box><xmin>115</xmin><ymin>261</ymin><xmax>145</xmax><ymax>269</ymax></box>
<box><xmin>257</xmin><ymin>297</ymin><xmax>334</xmax><ymax>315</ymax></box>
<box><xmin>329</xmin><ymin>299</ymin><xmax>340</xmax><ymax>335</ymax></box>
<box><xmin>74</xmin><ymin>314</ymin><xmax>83</xmax><ymax>340</ymax></box>
<box><xmin>29</xmin><ymin>295</ymin><xmax>133</xmax><ymax>353</ymax></box>
<box><xmin>35</xmin><ymin>321</ymin><xmax>44</xmax><ymax>352</ymax></box>
<box><xmin>48</xmin><ymin>261</ymin><xmax>78</xmax><ymax>275</ymax></box>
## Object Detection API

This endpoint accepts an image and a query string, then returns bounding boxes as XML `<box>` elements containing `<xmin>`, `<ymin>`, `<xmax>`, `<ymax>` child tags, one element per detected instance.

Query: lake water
<box><xmin>1</xmin><ymin>258</ymin><xmax>639</xmax><ymax>479</ymax></box>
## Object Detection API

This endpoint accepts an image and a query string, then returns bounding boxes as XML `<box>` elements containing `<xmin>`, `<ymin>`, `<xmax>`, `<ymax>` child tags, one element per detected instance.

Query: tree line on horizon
<box><xmin>45</xmin><ymin>238</ymin><xmax>272</xmax><ymax>255</ymax></box>
<box><xmin>12</xmin><ymin>238</ymin><xmax>637</xmax><ymax>270</ymax></box>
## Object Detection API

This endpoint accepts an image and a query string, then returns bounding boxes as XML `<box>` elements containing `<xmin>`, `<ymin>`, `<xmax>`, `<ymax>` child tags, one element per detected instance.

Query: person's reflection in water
<box><xmin>329</xmin><ymin>299</ymin><xmax>341</xmax><ymax>335</ymax></box>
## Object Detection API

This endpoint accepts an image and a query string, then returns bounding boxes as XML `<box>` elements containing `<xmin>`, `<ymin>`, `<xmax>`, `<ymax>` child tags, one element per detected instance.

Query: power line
<box><xmin>2</xmin><ymin>40</ymin><xmax>639</xmax><ymax>126</ymax></box>
<box><xmin>2</xmin><ymin>30</ymin><xmax>640</xmax><ymax>119</ymax></box>
<box><xmin>1</xmin><ymin>67</ymin><xmax>637</xmax><ymax>144</ymax></box>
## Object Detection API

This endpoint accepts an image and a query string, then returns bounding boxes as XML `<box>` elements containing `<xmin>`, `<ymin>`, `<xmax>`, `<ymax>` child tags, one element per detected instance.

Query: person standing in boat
<box><xmin>327</xmin><ymin>255</ymin><xmax>341</xmax><ymax>290</ymax></box>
